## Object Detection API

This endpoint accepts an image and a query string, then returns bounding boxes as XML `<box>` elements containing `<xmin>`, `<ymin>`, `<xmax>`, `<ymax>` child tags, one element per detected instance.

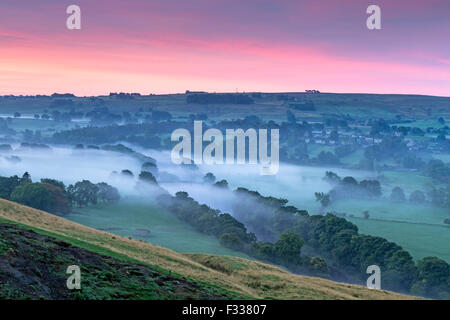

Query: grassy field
<box><xmin>378</xmin><ymin>170</ymin><xmax>446</xmax><ymax>195</ymax></box>
<box><xmin>308</xmin><ymin>145</ymin><xmax>335</xmax><ymax>158</ymax></box>
<box><xmin>2</xmin><ymin>92</ymin><xmax>449</xmax><ymax>122</ymax></box>
<box><xmin>2</xmin><ymin>116</ymin><xmax>83</xmax><ymax>138</ymax></box>
<box><xmin>0</xmin><ymin>198</ymin><xmax>418</xmax><ymax>299</ymax></box>
<box><xmin>340</xmin><ymin>149</ymin><xmax>364</xmax><ymax>166</ymax></box>
<box><xmin>67</xmin><ymin>200</ymin><xmax>249</xmax><ymax>258</ymax></box>
<box><xmin>6</xmin><ymin>118</ymin><xmax>80</xmax><ymax>131</ymax></box>
<box><xmin>331</xmin><ymin>199</ymin><xmax>449</xmax><ymax>225</ymax></box>
<box><xmin>346</xmin><ymin>217</ymin><xmax>450</xmax><ymax>263</ymax></box>
<box><xmin>329</xmin><ymin>198</ymin><xmax>450</xmax><ymax>263</ymax></box>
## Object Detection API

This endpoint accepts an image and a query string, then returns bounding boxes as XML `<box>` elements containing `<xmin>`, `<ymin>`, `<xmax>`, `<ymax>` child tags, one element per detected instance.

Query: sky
<box><xmin>0</xmin><ymin>0</ymin><xmax>449</xmax><ymax>96</ymax></box>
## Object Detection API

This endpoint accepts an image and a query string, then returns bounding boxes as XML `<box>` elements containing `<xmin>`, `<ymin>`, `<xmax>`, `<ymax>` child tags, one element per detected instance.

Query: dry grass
<box><xmin>0</xmin><ymin>199</ymin><xmax>419</xmax><ymax>300</ymax></box>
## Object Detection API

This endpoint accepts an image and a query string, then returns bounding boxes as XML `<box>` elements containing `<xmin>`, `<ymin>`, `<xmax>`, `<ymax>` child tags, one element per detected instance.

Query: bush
<box><xmin>220</xmin><ymin>233</ymin><xmax>244</xmax><ymax>251</ymax></box>
<box><xmin>390</xmin><ymin>187</ymin><xmax>406</xmax><ymax>202</ymax></box>
<box><xmin>10</xmin><ymin>183</ymin><xmax>52</xmax><ymax>212</ymax></box>
<box><xmin>409</xmin><ymin>190</ymin><xmax>426</xmax><ymax>203</ymax></box>
<box><xmin>274</xmin><ymin>231</ymin><xmax>304</xmax><ymax>266</ymax></box>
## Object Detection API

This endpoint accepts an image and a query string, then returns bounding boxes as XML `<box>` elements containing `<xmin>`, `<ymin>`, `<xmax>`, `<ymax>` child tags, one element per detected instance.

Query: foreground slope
<box><xmin>0</xmin><ymin>223</ymin><xmax>237</xmax><ymax>299</ymax></box>
<box><xmin>0</xmin><ymin>199</ymin><xmax>417</xmax><ymax>300</ymax></box>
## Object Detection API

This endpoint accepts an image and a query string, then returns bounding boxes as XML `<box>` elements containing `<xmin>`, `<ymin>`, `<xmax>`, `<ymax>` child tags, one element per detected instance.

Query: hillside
<box><xmin>0</xmin><ymin>223</ymin><xmax>236</xmax><ymax>299</ymax></box>
<box><xmin>0</xmin><ymin>198</ymin><xmax>418</xmax><ymax>300</ymax></box>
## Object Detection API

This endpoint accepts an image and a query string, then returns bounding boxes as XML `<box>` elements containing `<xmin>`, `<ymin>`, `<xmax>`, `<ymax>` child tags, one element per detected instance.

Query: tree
<box><xmin>342</xmin><ymin>176</ymin><xmax>358</xmax><ymax>186</ymax></box>
<box><xmin>203</xmin><ymin>172</ymin><xmax>216</xmax><ymax>184</ymax></box>
<box><xmin>121</xmin><ymin>169</ymin><xmax>134</xmax><ymax>177</ymax></box>
<box><xmin>411</xmin><ymin>257</ymin><xmax>450</xmax><ymax>299</ymax></box>
<box><xmin>324</xmin><ymin>171</ymin><xmax>341</xmax><ymax>184</ymax></box>
<box><xmin>21</xmin><ymin>172</ymin><xmax>32</xmax><ymax>185</ymax></box>
<box><xmin>409</xmin><ymin>190</ymin><xmax>426</xmax><ymax>204</ymax></box>
<box><xmin>220</xmin><ymin>233</ymin><xmax>244</xmax><ymax>251</ymax></box>
<box><xmin>250</xmin><ymin>241</ymin><xmax>275</xmax><ymax>261</ymax></box>
<box><xmin>330</xmin><ymin>130</ymin><xmax>339</xmax><ymax>142</ymax></box>
<box><xmin>273</xmin><ymin>206</ymin><xmax>298</xmax><ymax>234</ymax></box>
<box><xmin>138</xmin><ymin>171</ymin><xmax>157</xmax><ymax>184</ymax></box>
<box><xmin>274</xmin><ymin>231</ymin><xmax>304</xmax><ymax>266</ymax></box>
<box><xmin>96</xmin><ymin>182</ymin><xmax>120</xmax><ymax>203</ymax></box>
<box><xmin>214</xmin><ymin>179</ymin><xmax>228</xmax><ymax>188</ymax></box>
<box><xmin>308</xmin><ymin>257</ymin><xmax>329</xmax><ymax>276</ymax></box>
<box><xmin>424</xmin><ymin>160</ymin><xmax>450</xmax><ymax>184</ymax></box>
<box><xmin>359</xmin><ymin>180</ymin><xmax>382</xmax><ymax>197</ymax></box>
<box><xmin>175</xmin><ymin>191</ymin><xmax>189</xmax><ymax>200</ymax></box>
<box><xmin>428</xmin><ymin>187</ymin><xmax>447</xmax><ymax>207</ymax></box>
<box><xmin>286</xmin><ymin>110</ymin><xmax>296</xmax><ymax>123</ymax></box>
<box><xmin>390</xmin><ymin>186</ymin><xmax>406</xmax><ymax>202</ymax></box>
<box><xmin>10</xmin><ymin>183</ymin><xmax>52</xmax><ymax>212</ymax></box>
<box><xmin>40</xmin><ymin>182</ymin><xmax>71</xmax><ymax>214</ymax></box>
<box><xmin>0</xmin><ymin>175</ymin><xmax>21</xmax><ymax>199</ymax></box>
<box><xmin>40</xmin><ymin>178</ymin><xmax>66</xmax><ymax>191</ymax></box>
<box><xmin>315</xmin><ymin>192</ymin><xmax>330</xmax><ymax>208</ymax></box>
<box><xmin>68</xmin><ymin>180</ymin><xmax>99</xmax><ymax>207</ymax></box>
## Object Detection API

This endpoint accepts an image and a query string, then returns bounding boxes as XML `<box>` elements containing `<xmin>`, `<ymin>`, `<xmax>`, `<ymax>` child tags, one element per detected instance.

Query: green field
<box><xmin>328</xmin><ymin>197</ymin><xmax>449</xmax><ymax>264</ymax></box>
<box><xmin>340</xmin><ymin>149</ymin><xmax>364</xmax><ymax>166</ymax></box>
<box><xmin>308</xmin><ymin>145</ymin><xmax>335</xmax><ymax>158</ymax></box>
<box><xmin>378</xmin><ymin>170</ymin><xmax>441</xmax><ymax>194</ymax></box>
<box><xmin>66</xmin><ymin>199</ymin><xmax>249</xmax><ymax>258</ymax></box>
<box><xmin>330</xmin><ymin>199</ymin><xmax>448</xmax><ymax>225</ymax></box>
<box><xmin>8</xmin><ymin>118</ymin><xmax>78</xmax><ymax>131</ymax></box>
<box><xmin>346</xmin><ymin>217</ymin><xmax>450</xmax><ymax>263</ymax></box>
<box><xmin>2</xmin><ymin>92</ymin><xmax>449</xmax><ymax>122</ymax></box>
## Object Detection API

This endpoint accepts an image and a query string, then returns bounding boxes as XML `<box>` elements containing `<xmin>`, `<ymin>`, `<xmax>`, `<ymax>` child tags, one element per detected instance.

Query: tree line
<box><xmin>158</xmin><ymin>191</ymin><xmax>331</xmax><ymax>280</ymax></box>
<box><xmin>0</xmin><ymin>173</ymin><xmax>119</xmax><ymax>214</ymax></box>
<box><xmin>186</xmin><ymin>93</ymin><xmax>254</xmax><ymax>105</ymax></box>
<box><xmin>232</xmin><ymin>187</ymin><xmax>450</xmax><ymax>299</ymax></box>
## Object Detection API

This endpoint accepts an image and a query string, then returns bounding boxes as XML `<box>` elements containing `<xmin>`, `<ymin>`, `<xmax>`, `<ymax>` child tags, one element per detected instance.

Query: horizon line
<box><xmin>1</xmin><ymin>91</ymin><xmax>450</xmax><ymax>99</ymax></box>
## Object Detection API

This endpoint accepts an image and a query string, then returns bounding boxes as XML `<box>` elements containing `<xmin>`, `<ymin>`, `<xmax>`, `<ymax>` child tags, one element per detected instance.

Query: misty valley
<box><xmin>0</xmin><ymin>92</ymin><xmax>449</xmax><ymax>300</ymax></box>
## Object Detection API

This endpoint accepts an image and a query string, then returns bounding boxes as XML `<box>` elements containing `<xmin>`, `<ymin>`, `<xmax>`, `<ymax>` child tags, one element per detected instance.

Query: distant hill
<box><xmin>0</xmin><ymin>199</ymin><xmax>418</xmax><ymax>300</ymax></box>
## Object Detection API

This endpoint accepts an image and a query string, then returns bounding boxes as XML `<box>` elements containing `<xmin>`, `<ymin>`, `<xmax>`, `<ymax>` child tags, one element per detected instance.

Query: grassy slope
<box><xmin>0</xmin><ymin>198</ymin><xmax>417</xmax><ymax>300</ymax></box>
<box><xmin>0</xmin><ymin>223</ymin><xmax>237</xmax><ymax>300</ymax></box>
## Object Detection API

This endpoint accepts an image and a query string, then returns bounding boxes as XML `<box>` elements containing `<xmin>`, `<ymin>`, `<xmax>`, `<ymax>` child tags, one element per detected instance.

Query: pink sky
<box><xmin>0</xmin><ymin>0</ymin><xmax>449</xmax><ymax>96</ymax></box>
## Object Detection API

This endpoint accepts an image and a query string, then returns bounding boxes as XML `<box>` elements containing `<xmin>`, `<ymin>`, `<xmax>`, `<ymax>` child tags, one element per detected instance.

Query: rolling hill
<box><xmin>0</xmin><ymin>198</ymin><xmax>418</xmax><ymax>300</ymax></box>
